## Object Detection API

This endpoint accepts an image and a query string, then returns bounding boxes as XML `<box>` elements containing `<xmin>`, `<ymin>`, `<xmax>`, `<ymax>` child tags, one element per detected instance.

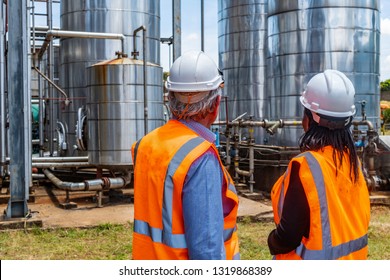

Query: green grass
<box><xmin>0</xmin><ymin>223</ymin><xmax>133</xmax><ymax>260</ymax></box>
<box><xmin>367</xmin><ymin>206</ymin><xmax>390</xmax><ymax>260</ymax></box>
<box><xmin>237</xmin><ymin>216</ymin><xmax>274</xmax><ymax>260</ymax></box>
<box><xmin>0</xmin><ymin>206</ymin><xmax>389</xmax><ymax>260</ymax></box>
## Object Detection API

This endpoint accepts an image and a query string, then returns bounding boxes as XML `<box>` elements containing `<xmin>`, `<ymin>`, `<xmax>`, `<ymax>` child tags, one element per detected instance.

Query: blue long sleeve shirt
<box><xmin>179</xmin><ymin>119</ymin><xmax>233</xmax><ymax>260</ymax></box>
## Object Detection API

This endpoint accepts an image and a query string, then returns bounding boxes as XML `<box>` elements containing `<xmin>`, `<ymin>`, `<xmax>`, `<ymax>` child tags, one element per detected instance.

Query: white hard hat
<box><xmin>165</xmin><ymin>50</ymin><xmax>224</xmax><ymax>93</ymax></box>
<box><xmin>300</xmin><ymin>69</ymin><xmax>356</xmax><ymax>118</ymax></box>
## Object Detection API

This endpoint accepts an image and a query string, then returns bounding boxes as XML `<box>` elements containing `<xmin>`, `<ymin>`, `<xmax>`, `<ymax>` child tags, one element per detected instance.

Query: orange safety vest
<box><xmin>271</xmin><ymin>146</ymin><xmax>370</xmax><ymax>260</ymax></box>
<box><xmin>131</xmin><ymin>120</ymin><xmax>240</xmax><ymax>260</ymax></box>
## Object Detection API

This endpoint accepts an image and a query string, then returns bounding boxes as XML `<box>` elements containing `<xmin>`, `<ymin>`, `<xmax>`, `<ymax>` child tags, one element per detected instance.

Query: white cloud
<box><xmin>181</xmin><ymin>33</ymin><xmax>201</xmax><ymax>56</ymax></box>
<box><xmin>185</xmin><ymin>33</ymin><xmax>199</xmax><ymax>42</ymax></box>
<box><xmin>381</xmin><ymin>18</ymin><xmax>390</xmax><ymax>35</ymax></box>
<box><xmin>381</xmin><ymin>55</ymin><xmax>390</xmax><ymax>81</ymax></box>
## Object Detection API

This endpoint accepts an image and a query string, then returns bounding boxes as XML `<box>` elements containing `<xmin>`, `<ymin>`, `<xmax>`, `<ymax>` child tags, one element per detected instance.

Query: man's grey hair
<box><xmin>168</xmin><ymin>88</ymin><xmax>221</xmax><ymax>121</ymax></box>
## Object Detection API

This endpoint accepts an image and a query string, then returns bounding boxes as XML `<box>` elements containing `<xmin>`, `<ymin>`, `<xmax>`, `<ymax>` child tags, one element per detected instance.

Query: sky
<box><xmin>160</xmin><ymin>0</ymin><xmax>390</xmax><ymax>82</ymax></box>
<box><xmin>160</xmin><ymin>0</ymin><xmax>218</xmax><ymax>71</ymax></box>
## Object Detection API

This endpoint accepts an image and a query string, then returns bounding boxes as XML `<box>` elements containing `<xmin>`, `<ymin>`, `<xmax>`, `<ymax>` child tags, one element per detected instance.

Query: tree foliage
<box><xmin>383</xmin><ymin>108</ymin><xmax>390</xmax><ymax>124</ymax></box>
<box><xmin>163</xmin><ymin>71</ymin><xmax>169</xmax><ymax>82</ymax></box>
<box><xmin>381</xmin><ymin>79</ymin><xmax>390</xmax><ymax>92</ymax></box>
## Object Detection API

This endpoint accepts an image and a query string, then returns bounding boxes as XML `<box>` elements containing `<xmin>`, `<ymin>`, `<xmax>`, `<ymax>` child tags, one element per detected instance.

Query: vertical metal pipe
<box><xmin>6</xmin><ymin>0</ymin><xmax>31</xmax><ymax>218</ymax></box>
<box><xmin>248</xmin><ymin>125</ymin><xmax>255</xmax><ymax>193</ymax></box>
<box><xmin>38</xmin><ymin>62</ymin><xmax>44</xmax><ymax>157</ymax></box>
<box><xmin>47</xmin><ymin>0</ymin><xmax>55</xmax><ymax>155</ymax></box>
<box><xmin>143</xmin><ymin>28</ymin><xmax>148</xmax><ymax>135</ymax></box>
<box><xmin>169</xmin><ymin>43</ymin><xmax>172</xmax><ymax>68</ymax></box>
<box><xmin>0</xmin><ymin>1</ymin><xmax>6</xmax><ymax>170</ymax></box>
<box><xmin>132</xmin><ymin>26</ymin><xmax>148</xmax><ymax>135</ymax></box>
<box><xmin>172</xmin><ymin>0</ymin><xmax>181</xmax><ymax>60</ymax></box>
<box><xmin>27</xmin><ymin>0</ymin><xmax>32</xmax><ymax>189</ymax></box>
<box><xmin>201</xmin><ymin>0</ymin><xmax>204</xmax><ymax>51</ymax></box>
<box><xmin>31</xmin><ymin>0</ymin><xmax>36</xmax><ymax>57</ymax></box>
<box><xmin>225</xmin><ymin>125</ymin><xmax>231</xmax><ymax>167</ymax></box>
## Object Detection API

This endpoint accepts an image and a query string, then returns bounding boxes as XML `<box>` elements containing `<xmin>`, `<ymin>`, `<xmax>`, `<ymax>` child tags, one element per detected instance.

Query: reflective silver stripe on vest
<box><xmin>296</xmin><ymin>234</ymin><xmax>368</xmax><ymax>260</ymax></box>
<box><xmin>134</xmin><ymin>137</ymin><xmax>236</xmax><ymax>249</ymax></box>
<box><xmin>223</xmin><ymin>168</ymin><xmax>237</xmax><ymax>195</ymax></box>
<box><xmin>223</xmin><ymin>226</ymin><xmax>236</xmax><ymax>241</ymax></box>
<box><xmin>276</xmin><ymin>153</ymin><xmax>368</xmax><ymax>259</ymax></box>
<box><xmin>162</xmin><ymin>137</ymin><xmax>205</xmax><ymax>234</ymax></box>
<box><xmin>222</xmin><ymin>166</ymin><xmax>239</xmax><ymax>243</ymax></box>
<box><xmin>292</xmin><ymin>152</ymin><xmax>367</xmax><ymax>259</ymax></box>
<box><xmin>134</xmin><ymin>219</ymin><xmax>187</xmax><ymax>249</ymax></box>
<box><xmin>228</xmin><ymin>181</ymin><xmax>237</xmax><ymax>194</ymax></box>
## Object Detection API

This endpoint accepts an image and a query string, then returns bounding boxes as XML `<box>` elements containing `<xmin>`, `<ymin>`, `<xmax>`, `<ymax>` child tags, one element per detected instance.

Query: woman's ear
<box><xmin>302</xmin><ymin>113</ymin><xmax>309</xmax><ymax>132</ymax></box>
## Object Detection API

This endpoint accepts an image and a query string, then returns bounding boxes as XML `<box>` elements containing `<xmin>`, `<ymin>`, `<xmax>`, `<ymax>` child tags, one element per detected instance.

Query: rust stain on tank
<box><xmin>90</xmin><ymin>57</ymin><xmax>157</xmax><ymax>104</ymax></box>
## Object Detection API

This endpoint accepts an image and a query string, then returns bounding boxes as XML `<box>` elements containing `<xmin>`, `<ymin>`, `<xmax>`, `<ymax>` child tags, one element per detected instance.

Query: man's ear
<box><xmin>210</xmin><ymin>95</ymin><xmax>221</xmax><ymax>114</ymax></box>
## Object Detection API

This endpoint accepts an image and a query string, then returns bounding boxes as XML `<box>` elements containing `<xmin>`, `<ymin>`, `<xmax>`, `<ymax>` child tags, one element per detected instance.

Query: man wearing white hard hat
<box><xmin>131</xmin><ymin>51</ymin><xmax>240</xmax><ymax>260</ymax></box>
<box><xmin>267</xmin><ymin>69</ymin><xmax>370</xmax><ymax>260</ymax></box>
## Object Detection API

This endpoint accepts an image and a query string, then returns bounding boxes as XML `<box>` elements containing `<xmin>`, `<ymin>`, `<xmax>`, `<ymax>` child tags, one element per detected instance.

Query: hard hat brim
<box><xmin>300</xmin><ymin>95</ymin><xmax>356</xmax><ymax>118</ymax></box>
<box><xmin>165</xmin><ymin>76</ymin><xmax>223</xmax><ymax>92</ymax></box>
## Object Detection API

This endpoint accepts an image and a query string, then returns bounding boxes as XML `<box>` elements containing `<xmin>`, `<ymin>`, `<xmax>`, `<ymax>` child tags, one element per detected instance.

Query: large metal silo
<box><xmin>218</xmin><ymin>0</ymin><xmax>268</xmax><ymax>143</ymax></box>
<box><xmin>267</xmin><ymin>0</ymin><xmax>381</xmax><ymax>146</ymax></box>
<box><xmin>86</xmin><ymin>57</ymin><xmax>164</xmax><ymax>169</ymax></box>
<box><xmin>60</xmin><ymin>0</ymin><xmax>160</xmax><ymax>155</ymax></box>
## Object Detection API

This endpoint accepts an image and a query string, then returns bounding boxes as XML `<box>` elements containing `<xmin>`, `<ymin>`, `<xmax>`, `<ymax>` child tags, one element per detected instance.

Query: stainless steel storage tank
<box><xmin>267</xmin><ymin>0</ymin><xmax>380</xmax><ymax>146</ymax></box>
<box><xmin>86</xmin><ymin>57</ymin><xmax>164</xmax><ymax>168</ymax></box>
<box><xmin>218</xmin><ymin>0</ymin><xmax>268</xmax><ymax>143</ymax></box>
<box><xmin>60</xmin><ymin>0</ymin><xmax>160</xmax><ymax>155</ymax></box>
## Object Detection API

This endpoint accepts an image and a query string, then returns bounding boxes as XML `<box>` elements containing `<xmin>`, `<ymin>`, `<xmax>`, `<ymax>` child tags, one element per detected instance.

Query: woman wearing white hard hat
<box><xmin>131</xmin><ymin>51</ymin><xmax>240</xmax><ymax>260</ymax></box>
<box><xmin>268</xmin><ymin>69</ymin><xmax>370</xmax><ymax>260</ymax></box>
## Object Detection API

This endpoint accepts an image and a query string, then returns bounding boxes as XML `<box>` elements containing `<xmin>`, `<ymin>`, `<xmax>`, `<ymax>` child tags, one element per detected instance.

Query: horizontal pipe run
<box><xmin>213</xmin><ymin>119</ymin><xmax>302</xmax><ymax>136</ymax></box>
<box><xmin>38</xmin><ymin>30</ymin><xmax>126</xmax><ymax>60</ymax></box>
<box><xmin>32</xmin><ymin>162</ymin><xmax>92</xmax><ymax>168</ymax></box>
<box><xmin>32</xmin><ymin>173</ymin><xmax>46</xmax><ymax>179</ymax></box>
<box><xmin>213</xmin><ymin>120</ymin><xmax>302</xmax><ymax>127</ymax></box>
<box><xmin>43</xmin><ymin>169</ymin><xmax>129</xmax><ymax>192</ymax></box>
<box><xmin>32</xmin><ymin>156</ymin><xmax>89</xmax><ymax>162</ymax></box>
<box><xmin>253</xmin><ymin>159</ymin><xmax>290</xmax><ymax>166</ymax></box>
<box><xmin>44</xmin><ymin>171</ymin><xmax>87</xmax><ymax>191</ymax></box>
<box><xmin>5</xmin><ymin>156</ymin><xmax>89</xmax><ymax>165</ymax></box>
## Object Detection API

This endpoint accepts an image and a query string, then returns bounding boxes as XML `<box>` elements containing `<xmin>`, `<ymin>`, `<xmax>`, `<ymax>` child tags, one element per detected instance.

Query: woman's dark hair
<box><xmin>299</xmin><ymin>108</ymin><xmax>359</xmax><ymax>182</ymax></box>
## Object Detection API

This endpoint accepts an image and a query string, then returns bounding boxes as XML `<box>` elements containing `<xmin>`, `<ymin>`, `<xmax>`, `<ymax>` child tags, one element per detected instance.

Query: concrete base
<box><xmin>59</xmin><ymin>201</ymin><xmax>78</xmax><ymax>209</ymax></box>
<box><xmin>370</xmin><ymin>192</ymin><xmax>390</xmax><ymax>206</ymax></box>
<box><xmin>236</xmin><ymin>186</ymin><xmax>266</xmax><ymax>201</ymax></box>
<box><xmin>0</xmin><ymin>215</ymin><xmax>43</xmax><ymax>230</ymax></box>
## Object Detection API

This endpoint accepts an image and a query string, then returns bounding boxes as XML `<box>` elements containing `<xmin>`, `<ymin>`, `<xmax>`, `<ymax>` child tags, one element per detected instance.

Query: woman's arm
<box><xmin>268</xmin><ymin>161</ymin><xmax>310</xmax><ymax>255</ymax></box>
